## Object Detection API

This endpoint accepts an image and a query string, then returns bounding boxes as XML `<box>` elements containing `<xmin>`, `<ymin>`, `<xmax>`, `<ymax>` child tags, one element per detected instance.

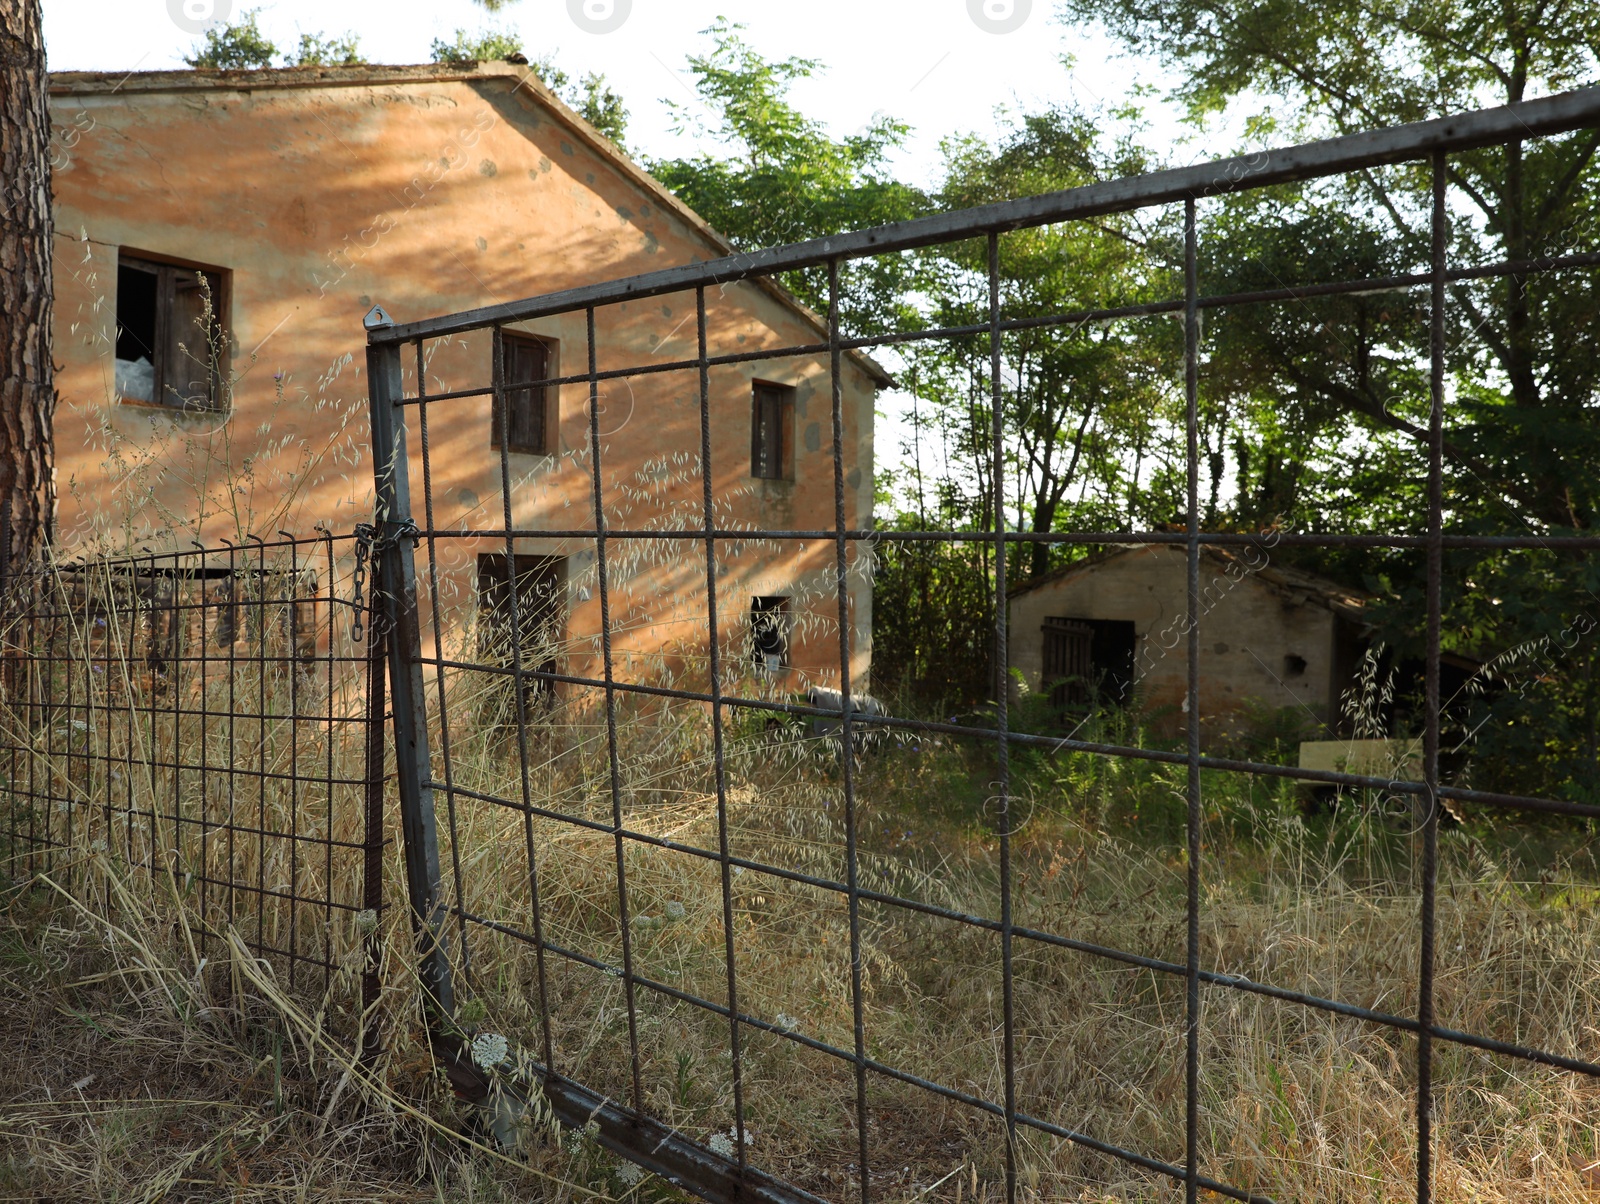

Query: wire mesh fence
<box><xmin>362</xmin><ymin>86</ymin><xmax>1600</xmax><ymax>1204</ymax></box>
<box><xmin>0</xmin><ymin>534</ymin><xmax>382</xmax><ymax>1003</ymax></box>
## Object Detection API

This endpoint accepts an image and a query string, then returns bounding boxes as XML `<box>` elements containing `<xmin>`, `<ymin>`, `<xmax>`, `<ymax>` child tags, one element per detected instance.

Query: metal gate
<box><xmin>363</xmin><ymin>87</ymin><xmax>1600</xmax><ymax>1203</ymax></box>
<box><xmin>0</xmin><ymin>534</ymin><xmax>381</xmax><ymax>1006</ymax></box>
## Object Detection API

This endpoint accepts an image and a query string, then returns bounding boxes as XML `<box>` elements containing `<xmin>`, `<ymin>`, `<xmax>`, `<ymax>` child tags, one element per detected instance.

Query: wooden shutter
<box><xmin>494</xmin><ymin>333</ymin><xmax>548</xmax><ymax>454</ymax></box>
<box><xmin>165</xmin><ymin>269</ymin><xmax>222</xmax><ymax>409</ymax></box>
<box><xmin>1042</xmin><ymin>617</ymin><xmax>1094</xmax><ymax>707</ymax></box>
<box><xmin>751</xmin><ymin>384</ymin><xmax>788</xmax><ymax>479</ymax></box>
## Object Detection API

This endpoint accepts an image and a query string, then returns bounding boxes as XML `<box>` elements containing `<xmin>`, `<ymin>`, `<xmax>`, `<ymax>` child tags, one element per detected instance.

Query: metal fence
<box><xmin>0</xmin><ymin>534</ymin><xmax>382</xmax><ymax>1006</ymax></box>
<box><xmin>358</xmin><ymin>86</ymin><xmax>1598</xmax><ymax>1204</ymax></box>
<box><xmin>368</xmin><ymin>84</ymin><xmax>1600</xmax><ymax>1204</ymax></box>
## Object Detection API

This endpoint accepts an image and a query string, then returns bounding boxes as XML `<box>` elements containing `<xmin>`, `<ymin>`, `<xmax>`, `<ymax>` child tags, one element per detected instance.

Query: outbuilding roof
<box><xmin>1008</xmin><ymin>542</ymin><xmax>1372</xmax><ymax>621</ymax></box>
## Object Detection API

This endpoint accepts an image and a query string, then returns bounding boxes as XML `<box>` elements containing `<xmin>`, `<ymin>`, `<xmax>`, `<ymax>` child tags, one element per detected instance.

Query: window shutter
<box><xmin>512</xmin><ymin>338</ymin><xmax>545</xmax><ymax>452</ymax></box>
<box><xmin>494</xmin><ymin>333</ymin><xmax>549</xmax><ymax>454</ymax></box>
<box><xmin>165</xmin><ymin>270</ymin><xmax>213</xmax><ymax>408</ymax></box>
<box><xmin>752</xmin><ymin>384</ymin><xmax>787</xmax><ymax>479</ymax></box>
<box><xmin>1042</xmin><ymin>617</ymin><xmax>1094</xmax><ymax>707</ymax></box>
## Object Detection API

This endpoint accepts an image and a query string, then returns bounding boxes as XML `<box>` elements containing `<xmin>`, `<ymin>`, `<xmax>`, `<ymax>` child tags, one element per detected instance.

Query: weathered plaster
<box><xmin>48</xmin><ymin>63</ymin><xmax>883</xmax><ymax>691</ymax></box>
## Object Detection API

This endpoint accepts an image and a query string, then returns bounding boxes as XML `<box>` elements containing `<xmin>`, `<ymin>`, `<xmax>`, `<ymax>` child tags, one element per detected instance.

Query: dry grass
<box><xmin>3</xmin><ymin>549</ymin><xmax>1600</xmax><ymax>1202</ymax></box>
<box><xmin>0</xmin><ymin>850</ymin><xmax>678</xmax><ymax>1203</ymax></box>
<box><xmin>423</xmin><ymin>676</ymin><xmax>1600</xmax><ymax>1203</ymax></box>
<box><xmin>0</xmin><ymin>558</ymin><xmax>669</xmax><ymax>1203</ymax></box>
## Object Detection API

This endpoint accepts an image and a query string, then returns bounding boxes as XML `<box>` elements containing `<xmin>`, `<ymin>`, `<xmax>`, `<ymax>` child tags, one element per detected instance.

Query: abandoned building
<box><xmin>1008</xmin><ymin>544</ymin><xmax>1372</xmax><ymax>737</ymax></box>
<box><xmin>45</xmin><ymin>61</ymin><xmax>886</xmax><ymax>691</ymax></box>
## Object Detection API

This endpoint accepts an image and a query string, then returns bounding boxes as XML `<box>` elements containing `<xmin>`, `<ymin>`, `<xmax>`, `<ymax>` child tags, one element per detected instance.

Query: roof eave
<box><xmin>48</xmin><ymin>62</ymin><xmax>895</xmax><ymax>389</ymax></box>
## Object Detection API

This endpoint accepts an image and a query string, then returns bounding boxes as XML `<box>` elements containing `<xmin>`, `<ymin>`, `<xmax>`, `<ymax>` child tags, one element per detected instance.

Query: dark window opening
<box><xmin>750</xmin><ymin>382</ymin><xmax>794</xmax><ymax>480</ymax></box>
<box><xmin>115</xmin><ymin>253</ymin><xmax>228</xmax><ymax>410</ymax></box>
<box><xmin>493</xmin><ymin>331</ymin><xmax>553</xmax><ymax>455</ymax></box>
<box><xmin>1330</xmin><ymin>615</ymin><xmax>1366</xmax><ymax>737</ymax></box>
<box><xmin>1284</xmin><ymin>653</ymin><xmax>1308</xmax><ymax>677</ymax></box>
<box><xmin>478</xmin><ymin>554</ymin><xmax>565</xmax><ymax>705</ymax></box>
<box><xmin>1042</xmin><ymin>616</ymin><xmax>1136</xmax><ymax>709</ymax></box>
<box><xmin>115</xmin><ymin>265</ymin><xmax>157</xmax><ymax>363</ymax></box>
<box><xmin>750</xmin><ymin>596</ymin><xmax>790</xmax><ymax>672</ymax></box>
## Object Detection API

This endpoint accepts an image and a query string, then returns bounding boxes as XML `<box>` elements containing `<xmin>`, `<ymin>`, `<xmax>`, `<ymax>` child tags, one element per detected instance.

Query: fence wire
<box><xmin>0</xmin><ymin>534</ymin><xmax>381</xmax><ymax>1001</ymax></box>
<box><xmin>362</xmin><ymin>86</ymin><xmax>1600</xmax><ymax>1204</ymax></box>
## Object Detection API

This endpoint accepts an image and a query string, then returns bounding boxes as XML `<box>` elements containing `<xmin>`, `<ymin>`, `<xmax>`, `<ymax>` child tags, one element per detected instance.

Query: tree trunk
<box><xmin>0</xmin><ymin>0</ymin><xmax>54</xmax><ymax>586</ymax></box>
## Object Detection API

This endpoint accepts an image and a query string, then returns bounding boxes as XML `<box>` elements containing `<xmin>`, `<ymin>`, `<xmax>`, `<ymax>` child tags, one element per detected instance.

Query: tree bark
<box><xmin>0</xmin><ymin>0</ymin><xmax>54</xmax><ymax>585</ymax></box>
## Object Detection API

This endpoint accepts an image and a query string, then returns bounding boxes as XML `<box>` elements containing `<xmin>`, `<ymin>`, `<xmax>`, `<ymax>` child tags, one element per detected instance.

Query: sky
<box><xmin>41</xmin><ymin>0</ymin><xmax>1218</xmax><ymax>504</ymax></box>
<box><xmin>42</xmin><ymin>0</ymin><xmax>1207</xmax><ymax>189</ymax></box>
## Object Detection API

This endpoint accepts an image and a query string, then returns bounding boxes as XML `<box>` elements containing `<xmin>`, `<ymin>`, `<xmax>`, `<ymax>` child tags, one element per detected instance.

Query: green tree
<box><xmin>429</xmin><ymin>34</ymin><xmax>629</xmax><ymax>147</ymax></box>
<box><xmin>527</xmin><ymin>57</ymin><xmax>629</xmax><ymax>149</ymax></box>
<box><xmin>568</xmin><ymin>72</ymin><xmax>629</xmax><ymax>147</ymax></box>
<box><xmin>872</xmin><ymin>106</ymin><xmax>1184</xmax><ymax>709</ymax></box>
<box><xmin>287</xmin><ymin>32</ymin><xmax>364</xmax><ymax>67</ymax></box>
<box><xmin>1054</xmin><ymin>0</ymin><xmax>1600</xmax><ymax>794</ymax></box>
<box><xmin>184</xmin><ymin>8</ymin><xmax>278</xmax><ymax>69</ymax></box>
<box><xmin>928</xmin><ymin>106</ymin><xmax>1182</xmax><ymax>582</ymax></box>
<box><xmin>185</xmin><ymin>12</ymin><xmax>365</xmax><ymax>69</ymax></box>
<box><xmin>650</xmin><ymin>20</ymin><xmax>929</xmax><ymax>335</ymax></box>
<box><xmin>871</xmin><ymin>480</ymin><xmax>998</xmax><ymax>708</ymax></box>
<box><xmin>428</xmin><ymin>28</ymin><xmax>525</xmax><ymax>65</ymax></box>
<box><xmin>1052</xmin><ymin>0</ymin><xmax>1600</xmax><ymax>531</ymax></box>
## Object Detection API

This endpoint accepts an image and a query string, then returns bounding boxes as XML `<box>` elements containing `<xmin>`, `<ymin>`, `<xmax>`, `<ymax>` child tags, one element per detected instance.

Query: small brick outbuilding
<box><xmin>1007</xmin><ymin>544</ymin><xmax>1370</xmax><ymax>736</ymax></box>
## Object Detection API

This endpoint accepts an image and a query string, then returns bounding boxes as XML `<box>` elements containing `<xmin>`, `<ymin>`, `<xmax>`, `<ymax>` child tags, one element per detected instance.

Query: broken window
<box><xmin>750</xmin><ymin>596</ymin><xmax>791</xmax><ymax>672</ymax></box>
<box><xmin>1041</xmin><ymin>617</ymin><xmax>1136</xmax><ymax>709</ymax></box>
<box><xmin>477</xmin><ymin>554</ymin><xmax>565</xmax><ymax>705</ymax></box>
<box><xmin>750</xmin><ymin>382</ymin><xmax>794</xmax><ymax>480</ymax></box>
<box><xmin>492</xmin><ymin>331</ymin><xmax>554</xmax><ymax>455</ymax></box>
<box><xmin>114</xmin><ymin>253</ymin><xmax>227</xmax><ymax>410</ymax></box>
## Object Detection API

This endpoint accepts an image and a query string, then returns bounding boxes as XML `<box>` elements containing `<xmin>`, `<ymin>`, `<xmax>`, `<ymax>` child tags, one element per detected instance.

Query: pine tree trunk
<box><xmin>0</xmin><ymin>0</ymin><xmax>55</xmax><ymax>586</ymax></box>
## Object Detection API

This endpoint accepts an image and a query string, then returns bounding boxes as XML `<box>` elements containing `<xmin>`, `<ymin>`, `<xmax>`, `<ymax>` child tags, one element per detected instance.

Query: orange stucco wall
<box><xmin>47</xmin><ymin>64</ymin><xmax>877</xmax><ymax>693</ymax></box>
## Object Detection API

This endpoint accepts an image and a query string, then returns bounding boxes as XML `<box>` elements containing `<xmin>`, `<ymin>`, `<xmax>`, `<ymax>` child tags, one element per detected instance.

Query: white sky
<box><xmin>43</xmin><ymin>0</ymin><xmax>1227</xmax><ymax>508</ymax></box>
<box><xmin>43</xmin><ymin>0</ymin><xmax>1210</xmax><ymax>188</ymax></box>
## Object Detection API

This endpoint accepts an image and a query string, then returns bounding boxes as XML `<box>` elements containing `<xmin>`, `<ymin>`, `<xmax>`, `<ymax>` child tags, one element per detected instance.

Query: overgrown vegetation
<box><xmin>0</xmin><ymin>553</ymin><xmax>677</xmax><ymax>1202</ymax></box>
<box><xmin>41</xmin><ymin>3</ymin><xmax>1600</xmax><ymax>1196</ymax></box>
<box><xmin>425</xmin><ymin>28</ymin><xmax>630</xmax><ymax>148</ymax></box>
<box><xmin>0</xmin><ymin>856</ymin><xmax>666</xmax><ymax>1201</ymax></box>
<box><xmin>648</xmin><ymin>19</ymin><xmax>928</xmax><ymax>335</ymax></box>
<box><xmin>642</xmin><ymin>17</ymin><xmax>1600</xmax><ymax>797</ymax></box>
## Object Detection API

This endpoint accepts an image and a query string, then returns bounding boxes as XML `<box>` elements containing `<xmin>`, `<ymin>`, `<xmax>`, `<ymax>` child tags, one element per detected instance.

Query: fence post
<box><xmin>359</xmin><ymin>613</ymin><xmax>387</xmax><ymax>1061</ymax></box>
<box><xmin>364</xmin><ymin>308</ymin><xmax>455</xmax><ymax>1024</ymax></box>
